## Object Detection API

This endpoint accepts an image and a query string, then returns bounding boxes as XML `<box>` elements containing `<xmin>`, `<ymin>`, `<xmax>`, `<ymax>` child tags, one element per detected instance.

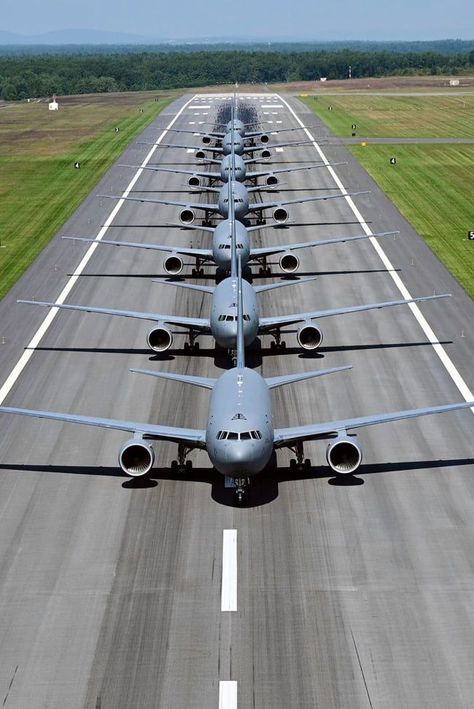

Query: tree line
<box><xmin>1</xmin><ymin>48</ymin><xmax>473</xmax><ymax>100</ymax></box>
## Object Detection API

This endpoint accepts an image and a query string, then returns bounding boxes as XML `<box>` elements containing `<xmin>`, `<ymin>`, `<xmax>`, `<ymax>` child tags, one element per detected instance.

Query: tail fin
<box><xmin>236</xmin><ymin>254</ymin><xmax>245</xmax><ymax>370</ymax></box>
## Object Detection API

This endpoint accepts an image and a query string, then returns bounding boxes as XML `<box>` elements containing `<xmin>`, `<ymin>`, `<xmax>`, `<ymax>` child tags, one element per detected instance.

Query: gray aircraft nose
<box><xmin>222</xmin><ymin>442</ymin><xmax>265</xmax><ymax>477</ymax></box>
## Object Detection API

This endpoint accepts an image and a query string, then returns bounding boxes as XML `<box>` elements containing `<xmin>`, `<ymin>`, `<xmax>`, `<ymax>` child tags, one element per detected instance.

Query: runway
<box><xmin>0</xmin><ymin>92</ymin><xmax>473</xmax><ymax>708</ymax></box>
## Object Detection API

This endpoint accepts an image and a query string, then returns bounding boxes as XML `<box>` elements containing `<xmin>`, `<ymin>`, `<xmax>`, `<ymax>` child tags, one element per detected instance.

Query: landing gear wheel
<box><xmin>171</xmin><ymin>460</ymin><xmax>178</xmax><ymax>471</ymax></box>
<box><xmin>193</xmin><ymin>342</ymin><xmax>200</xmax><ymax>352</ymax></box>
<box><xmin>234</xmin><ymin>477</ymin><xmax>249</xmax><ymax>505</ymax></box>
<box><xmin>191</xmin><ymin>268</ymin><xmax>197</xmax><ymax>276</ymax></box>
<box><xmin>304</xmin><ymin>458</ymin><xmax>311</xmax><ymax>470</ymax></box>
<box><xmin>185</xmin><ymin>460</ymin><xmax>193</xmax><ymax>471</ymax></box>
<box><xmin>270</xmin><ymin>341</ymin><xmax>275</xmax><ymax>350</ymax></box>
<box><xmin>280</xmin><ymin>341</ymin><xmax>286</xmax><ymax>350</ymax></box>
<box><xmin>184</xmin><ymin>342</ymin><xmax>190</xmax><ymax>352</ymax></box>
<box><xmin>289</xmin><ymin>458</ymin><xmax>297</xmax><ymax>470</ymax></box>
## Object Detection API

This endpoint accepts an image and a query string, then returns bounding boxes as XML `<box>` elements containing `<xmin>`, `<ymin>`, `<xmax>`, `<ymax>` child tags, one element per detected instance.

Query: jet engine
<box><xmin>180</xmin><ymin>208</ymin><xmax>195</xmax><ymax>225</ymax></box>
<box><xmin>119</xmin><ymin>438</ymin><xmax>155</xmax><ymax>477</ymax></box>
<box><xmin>163</xmin><ymin>253</ymin><xmax>183</xmax><ymax>276</ymax></box>
<box><xmin>272</xmin><ymin>207</ymin><xmax>289</xmax><ymax>224</ymax></box>
<box><xmin>195</xmin><ymin>150</ymin><xmax>206</xmax><ymax>160</ymax></box>
<box><xmin>260</xmin><ymin>149</ymin><xmax>271</xmax><ymax>160</ymax></box>
<box><xmin>259</xmin><ymin>133</ymin><xmax>270</xmax><ymax>144</ymax></box>
<box><xmin>297</xmin><ymin>322</ymin><xmax>323</xmax><ymax>350</ymax></box>
<box><xmin>201</xmin><ymin>135</ymin><xmax>212</xmax><ymax>145</ymax></box>
<box><xmin>147</xmin><ymin>323</ymin><xmax>173</xmax><ymax>352</ymax></box>
<box><xmin>265</xmin><ymin>174</ymin><xmax>279</xmax><ymax>186</ymax></box>
<box><xmin>326</xmin><ymin>436</ymin><xmax>363</xmax><ymax>474</ymax></box>
<box><xmin>188</xmin><ymin>176</ymin><xmax>201</xmax><ymax>187</ymax></box>
<box><xmin>279</xmin><ymin>251</ymin><xmax>300</xmax><ymax>273</ymax></box>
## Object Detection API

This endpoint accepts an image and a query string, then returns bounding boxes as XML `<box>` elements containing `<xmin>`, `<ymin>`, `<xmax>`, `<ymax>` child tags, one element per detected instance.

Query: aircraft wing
<box><xmin>247</xmin><ymin>190</ymin><xmax>369</xmax><ymax>214</ymax></box>
<box><xmin>17</xmin><ymin>300</ymin><xmax>210</xmax><ymax>332</ymax></box>
<box><xmin>244</xmin><ymin>139</ymin><xmax>315</xmax><ymax>153</ymax></box>
<box><xmin>98</xmin><ymin>194</ymin><xmax>219</xmax><ymax>213</ymax></box>
<box><xmin>265</xmin><ymin>365</ymin><xmax>351</xmax><ymax>390</ymax></box>
<box><xmin>250</xmin><ymin>230</ymin><xmax>399</xmax><ymax>259</ymax></box>
<box><xmin>130</xmin><ymin>367</ymin><xmax>216</xmax><ymax>390</ymax></box>
<box><xmin>274</xmin><ymin>401</ymin><xmax>474</xmax><ymax>448</ymax></box>
<box><xmin>119</xmin><ymin>164</ymin><xmax>220</xmax><ymax>180</ymax></box>
<box><xmin>259</xmin><ymin>294</ymin><xmax>450</xmax><ymax>330</ymax></box>
<box><xmin>63</xmin><ymin>236</ymin><xmax>213</xmax><ymax>260</ymax></box>
<box><xmin>0</xmin><ymin>406</ymin><xmax>206</xmax><ymax>447</ymax></box>
<box><xmin>138</xmin><ymin>141</ymin><xmax>223</xmax><ymax>153</ymax></box>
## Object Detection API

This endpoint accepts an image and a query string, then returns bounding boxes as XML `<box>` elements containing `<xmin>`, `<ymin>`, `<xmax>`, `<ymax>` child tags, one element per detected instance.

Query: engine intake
<box><xmin>201</xmin><ymin>135</ymin><xmax>212</xmax><ymax>145</ymax></box>
<box><xmin>195</xmin><ymin>150</ymin><xmax>206</xmax><ymax>160</ymax></box>
<box><xmin>259</xmin><ymin>133</ymin><xmax>270</xmax><ymax>144</ymax></box>
<box><xmin>164</xmin><ymin>254</ymin><xmax>183</xmax><ymax>276</ymax></box>
<box><xmin>147</xmin><ymin>324</ymin><xmax>173</xmax><ymax>352</ymax></box>
<box><xmin>326</xmin><ymin>436</ymin><xmax>362</xmax><ymax>474</ymax></box>
<box><xmin>188</xmin><ymin>176</ymin><xmax>201</xmax><ymax>187</ymax></box>
<box><xmin>279</xmin><ymin>251</ymin><xmax>299</xmax><ymax>273</ymax></box>
<box><xmin>273</xmin><ymin>207</ymin><xmax>289</xmax><ymax>224</ymax></box>
<box><xmin>180</xmin><ymin>208</ymin><xmax>195</xmax><ymax>225</ymax></box>
<box><xmin>260</xmin><ymin>149</ymin><xmax>271</xmax><ymax>160</ymax></box>
<box><xmin>119</xmin><ymin>438</ymin><xmax>155</xmax><ymax>477</ymax></box>
<box><xmin>266</xmin><ymin>174</ymin><xmax>279</xmax><ymax>186</ymax></box>
<box><xmin>297</xmin><ymin>322</ymin><xmax>322</xmax><ymax>350</ymax></box>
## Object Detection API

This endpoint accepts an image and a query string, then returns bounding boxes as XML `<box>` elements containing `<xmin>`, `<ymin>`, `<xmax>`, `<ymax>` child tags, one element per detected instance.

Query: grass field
<box><xmin>301</xmin><ymin>94</ymin><xmax>474</xmax><ymax>138</ymax></box>
<box><xmin>0</xmin><ymin>91</ymin><xmax>179</xmax><ymax>299</ymax></box>
<box><xmin>301</xmin><ymin>94</ymin><xmax>474</xmax><ymax>298</ymax></box>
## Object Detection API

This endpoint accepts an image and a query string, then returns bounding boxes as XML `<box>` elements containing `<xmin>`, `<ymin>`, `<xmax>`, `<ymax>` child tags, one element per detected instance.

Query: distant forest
<box><xmin>1</xmin><ymin>46</ymin><xmax>473</xmax><ymax>100</ymax></box>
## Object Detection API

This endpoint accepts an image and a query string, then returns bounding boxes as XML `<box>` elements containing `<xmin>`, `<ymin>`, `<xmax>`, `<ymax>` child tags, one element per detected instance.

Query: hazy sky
<box><xmin>2</xmin><ymin>0</ymin><xmax>473</xmax><ymax>40</ymax></box>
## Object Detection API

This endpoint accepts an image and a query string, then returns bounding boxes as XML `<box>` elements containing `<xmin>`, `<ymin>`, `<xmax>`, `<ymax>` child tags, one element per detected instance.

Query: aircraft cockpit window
<box><xmin>217</xmin><ymin>430</ymin><xmax>227</xmax><ymax>439</ymax></box>
<box><xmin>240</xmin><ymin>432</ymin><xmax>251</xmax><ymax>440</ymax></box>
<box><xmin>250</xmin><ymin>431</ymin><xmax>262</xmax><ymax>439</ymax></box>
<box><xmin>218</xmin><ymin>315</ymin><xmax>225</xmax><ymax>321</ymax></box>
<box><xmin>225</xmin><ymin>315</ymin><xmax>234</xmax><ymax>321</ymax></box>
<box><xmin>227</xmin><ymin>432</ymin><xmax>238</xmax><ymax>440</ymax></box>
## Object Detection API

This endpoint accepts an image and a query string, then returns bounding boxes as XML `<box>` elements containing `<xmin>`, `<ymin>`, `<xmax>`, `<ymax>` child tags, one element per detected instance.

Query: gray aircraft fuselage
<box><xmin>219</xmin><ymin>154</ymin><xmax>247</xmax><ymax>182</ymax></box>
<box><xmin>212</xmin><ymin>219</ymin><xmax>251</xmax><ymax>270</ymax></box>
<box><xmin>218</xmin><ymin>180</ymin><xmax>250</xmax><ymax>219</ymax></box>
<box><xmin>226</xmin><ymin>119</ymin><xmax>246</xmax><ymax>135</ymax></box>
<box><xmin>211</xmin><ymin>276</ymin><xmax>259</xmax><ymax>348</ymax></box>
<box><xmin>206</xmin><ymin>367</ymin><xmax>273</xmax><ymax>476</ymax></box>
<box><xmin>222</xmin><ymin>132</ymin><xmax>246</xmax><ymax>156</ymax></box>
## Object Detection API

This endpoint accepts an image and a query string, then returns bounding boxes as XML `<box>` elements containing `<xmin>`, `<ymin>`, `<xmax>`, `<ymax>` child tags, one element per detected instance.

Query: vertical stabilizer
<box><xmin>236</xmin><ymin>255</ymin><xmax>245</xmax><ymax>370</ymax></box>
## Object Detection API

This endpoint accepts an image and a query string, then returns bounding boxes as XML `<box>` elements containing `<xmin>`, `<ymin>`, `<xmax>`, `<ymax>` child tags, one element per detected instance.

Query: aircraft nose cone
<box><xmin>223</xmin><ymin>442</ymin><xmax>263</xmax><ymax>477</ymax></box>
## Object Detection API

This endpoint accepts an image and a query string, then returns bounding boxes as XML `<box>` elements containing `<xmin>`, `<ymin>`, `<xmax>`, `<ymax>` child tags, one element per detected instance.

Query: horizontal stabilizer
<box><xmin>130</xmin><ymin>368</ymin><xmax>216</xmax><ymax>390</ymax></box>
<box><xmin>266</xmin><ymin>365</ymin><xmax>352</xmax><ymax>390</ymax></box>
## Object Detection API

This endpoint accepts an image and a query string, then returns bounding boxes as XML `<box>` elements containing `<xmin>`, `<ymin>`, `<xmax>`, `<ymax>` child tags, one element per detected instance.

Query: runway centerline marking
<box><xmin>277</xmin><ymin>93</ymin><xmax>474</xmax><ymax>411</ymax></box>
<box><xmin>221</xmin><ymin>529</ymin><xmax>237</xmax><ymax>612</ymax></box>
<box><xmin>0</xmin><ymin>94</ymin><xmax>198</xmax><ymax>405</ymax></box>
<box><xmin>219</xmin><ymin>681</ymin><xmax>237</xmax><ymax>709</ymax></box>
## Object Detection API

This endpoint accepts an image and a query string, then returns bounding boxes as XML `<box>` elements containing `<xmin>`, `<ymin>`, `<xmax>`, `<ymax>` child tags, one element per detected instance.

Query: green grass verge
<box><xmin>301</xmin><ymin>94</ymin><xmax>474</xmax><ymax>138</ymax></box>
<box><xmin>350</xmin><ymin>144</ymin><xmax>474</xmax><ymax>298</ymax></box>
<box><xmin>0</xmin><ymin>94</ymin><xmax>175</xmax><ymax>299</ymax></box>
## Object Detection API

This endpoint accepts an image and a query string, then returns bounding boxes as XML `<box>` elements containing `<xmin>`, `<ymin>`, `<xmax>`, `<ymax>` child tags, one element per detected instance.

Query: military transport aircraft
<box><xmin>2</xmin><ymin>252</ymin><xmax>472</xmax><ymax>503</ymax></box>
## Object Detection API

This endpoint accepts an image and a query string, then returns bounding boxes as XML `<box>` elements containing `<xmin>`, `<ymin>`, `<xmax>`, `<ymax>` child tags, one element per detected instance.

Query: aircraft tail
<box><xmin>236</xmin><ymin>254</ymin><xmax>245</xmax><ymax>370</ymax></box>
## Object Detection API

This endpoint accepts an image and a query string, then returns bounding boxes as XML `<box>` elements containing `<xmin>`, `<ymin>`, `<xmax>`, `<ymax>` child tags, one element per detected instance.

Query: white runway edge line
<box><xmin>219</xmin><ymin>681</ymin><xmax>238</xmax><ymax>709</ymax></box>
<box><xmin>276</xmin><ymin>93</ymin><xmax>474</xmax><ymax>412</ymax></box>
<box><xmin>0</xmin><ymin>94</ymin><xmax>199</xmax><ymax>405</ymax></box>
<box><xmin>221</xmin><ymin>529</ymin><xmax>237</xmax><ymax>612</ymax></box>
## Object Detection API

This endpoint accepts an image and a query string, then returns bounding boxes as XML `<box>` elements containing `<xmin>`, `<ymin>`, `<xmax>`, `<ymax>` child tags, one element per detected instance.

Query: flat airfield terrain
<box><xmin>0</xmin><ymin>92</ymin><xmax>473</xmax><ymax>708</ymax></box>
<box><xmin>302</xmin><ymin>93</ymin><xmax>474</xmax><ymax>298</ymax></box>
<box><xmin>0</xmin><ymin>91</ymin><xmax>178</xmax><ymax>298</ymax></box>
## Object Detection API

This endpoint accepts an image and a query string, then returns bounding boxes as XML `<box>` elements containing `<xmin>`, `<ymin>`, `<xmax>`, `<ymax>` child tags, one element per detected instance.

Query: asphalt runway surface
<box><xmin>0</xmin><ymin>92</ymin><xmax>473</xmax><ymax>708</ymax></box>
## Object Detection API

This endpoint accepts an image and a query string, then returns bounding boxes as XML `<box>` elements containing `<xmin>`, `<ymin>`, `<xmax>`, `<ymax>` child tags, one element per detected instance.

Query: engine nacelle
<box><xmin>297</xmin><ymin>322</ymin><xmax>323</xmax><ymax>350</ymax></box>
<box><xmin>266</xmin><ymin>174</ymin><xmax>279</xmax><ymax>186</ymax></box>
<box><xmin>188</xmin><ymin>176</ymin><xmax>201</xmax><ymax>187</ymax></box>
<box><xmin>119</xmin><ymin>438</ymin><xmax>155</xmax><ymax>477</ymax></box>
<box><xmin>195</xmin><ymin>149</ymin><xmax>206</xmax><ymax>160</ymax></box>
<box><xmin>279</xmin><ymin>251</ymin><xmax>299</xmax><ymax>273</ymax></box>
<box><xmin>260</xmin><ymin>149</ymin><xmax>271</xmax><ymax>160</ymax></box>
<box><xmin>180</xmin><ymin>208</ymin><xmax>195</xmax><ymax>225</ymax></box>
<box><xmin>147</xmin><ymin>323</ymin><xmax>173</xmax><ymax>352</ymax></box>
<box><xmin>272</xmin><ymin>207</ymin><xmax>289</xmax><ymax>224</ymax></box>
<box><xmin>164</xmin><ymin>253</ymin><xmax>183</xmax><ymax>276</ymax></box>
<box><xmin>259</xmin><ymin>133</ymin><xmax>270</xmax><ymax>144</ymax></box>
<box><xmin>201</xmin><ymin>135</ymin><xmax>212</xmax><ymax>145</ymax></box>
<box><xmin>326</xmin><ymin>436</ymin><xmax>363</xmax><ymax>475</ymax></box>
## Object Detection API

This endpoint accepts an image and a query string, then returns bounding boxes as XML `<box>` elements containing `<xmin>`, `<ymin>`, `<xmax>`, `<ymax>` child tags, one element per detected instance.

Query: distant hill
<box><xmin>0</xmin><ymin>29</ymin><xmax>153</xmax><ymax>45</ymax></box>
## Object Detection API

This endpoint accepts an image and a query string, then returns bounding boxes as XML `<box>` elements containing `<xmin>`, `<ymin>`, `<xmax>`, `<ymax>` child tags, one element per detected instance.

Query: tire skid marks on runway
<box><xmin>0</xmin><ymin>94</ymin><xmax>199</xmax><ymax>405</ymax></box>
<box><xmin>276</xmin><ymin>93</ymin><xmax>474</xmax><ymax>411</ymax></box>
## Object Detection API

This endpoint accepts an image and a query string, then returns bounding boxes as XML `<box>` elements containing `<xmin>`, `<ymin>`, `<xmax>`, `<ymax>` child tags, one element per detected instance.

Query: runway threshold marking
<box><xmin>221</xmin><ymin>529</ymin><xmax>237</xmax><ymax>611</ymax></box>
<box><xmin>277</xmin><ymin>93</ymin><xmax>474</xmax><ymax>412</ymax></box>
<box><xmin>219</xmin><ymin>681</ymin><xmax>237</xmax><ymax>708</ymax></box>
<box><xmin>0</xmin><ymin>94</ymin><xmax>198</xmax><ymax>406</ymax></box>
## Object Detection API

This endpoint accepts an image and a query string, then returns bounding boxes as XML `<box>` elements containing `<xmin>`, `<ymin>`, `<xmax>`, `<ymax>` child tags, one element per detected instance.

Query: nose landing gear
<box><xmin>233</xmin><ymin>477</ymin><xmax>249</xmax><ymax>505</ymax></box>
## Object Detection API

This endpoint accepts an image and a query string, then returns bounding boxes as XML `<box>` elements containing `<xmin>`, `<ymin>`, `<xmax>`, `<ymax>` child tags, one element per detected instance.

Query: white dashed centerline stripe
<box><xmin>0</xmin><ymin>94</ymin><xmax>198</xmax><ymax>405</ymax></box>
<box><xmin>277</xmin><ymin>93</ymin><xmax>474</xmax><ymax>411</ymax></box>
<box><xmin>221</xmin><ymin>529</ymin><xmax>237</xmax><ymax>611</ymax></box>
<box><xmin>219</xmin><ymin>681</ymin><xmax>237</xmax><ymax>709</ymax></box>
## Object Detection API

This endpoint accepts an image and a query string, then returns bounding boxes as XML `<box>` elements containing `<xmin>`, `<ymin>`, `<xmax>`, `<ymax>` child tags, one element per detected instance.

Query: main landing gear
<box><xmin>269</xmin><ymin>330</ymin><xmax>286</xmax><ymax>351</ymax></box>
<box><xmin>170</xmin><ymin>444</ymin><xmax>193</xmax><ymax>473</ymax></box>
<box><xmin>183</xmin><ymin>330</ymin><xmax>200</xmax><ymax>353</ymax></box>
<box><xmin>288</xmin><ymin>442</ymin><xmax>311</xmax><ymax>471</ymax></box>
